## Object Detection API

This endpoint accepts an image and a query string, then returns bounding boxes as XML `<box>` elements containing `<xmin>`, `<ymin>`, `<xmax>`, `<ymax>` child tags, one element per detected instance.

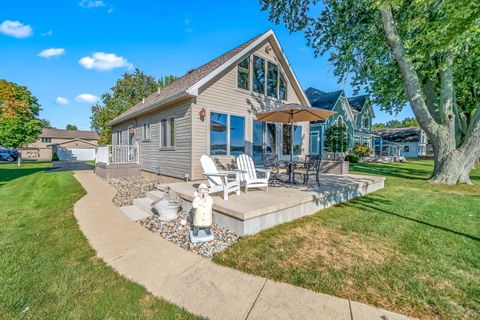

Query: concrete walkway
<box><xmin>73</xmin><ymin>171</ymin><xmax>410</xmax><ymax>320</ymax></box>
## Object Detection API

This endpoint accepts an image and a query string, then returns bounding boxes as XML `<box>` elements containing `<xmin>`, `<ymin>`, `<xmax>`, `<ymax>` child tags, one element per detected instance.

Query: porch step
<box><xmin>146</xmin><ymin>190</ymin><xmax>164</xmax><ymax>202</ymax></box>
<box><xmin>120</xmin><ymin>205</ymin><xmax>151</xmax><ymax>221</ymax></box>
<box><xmin>133</xmin><ymin>197</ymin><xmax>154</xmax><ymax>215</ymax></box>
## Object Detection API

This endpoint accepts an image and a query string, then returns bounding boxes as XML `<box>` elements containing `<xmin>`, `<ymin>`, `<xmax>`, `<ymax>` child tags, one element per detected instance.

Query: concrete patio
<box><xmin>73</xmin><ymin>170</ymin><xmax>409</xmax><ymax>320</ymax></box>
<box><xmin>156</xmin><ymin>173</ymin><xmax>385</xmax><ymax>235</ymax></box>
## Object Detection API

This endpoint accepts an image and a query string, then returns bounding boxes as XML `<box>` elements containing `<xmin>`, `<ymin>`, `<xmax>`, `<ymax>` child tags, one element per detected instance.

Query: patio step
<box><xmin>133</xmin><ymin>197</ymin><xmax>154</xmax><ymax>215</ymax></box>
<box><xmin>146</xmin><ymin>190</ymin><xmax>164</xmax><ymax>202</ymax></box>
<box><xmin>119</xmin><ymin>205</ymin><xmax>151</xmax><ymax>221</ymax></box>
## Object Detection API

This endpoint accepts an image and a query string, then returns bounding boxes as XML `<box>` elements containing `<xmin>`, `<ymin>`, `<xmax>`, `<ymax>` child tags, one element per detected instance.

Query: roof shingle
<box><xmin>305</xmin><ymin>87</ymin><xmax>343</xmax><ymax>111</ymax></box>
<box><xmin>39</xmin><ymin>128</ymin><xmax>98</xmax><ymax>140</ymax></box>
<box><xmin>373</xmin><ymin>127</ymin><xmax>422</xmax><ymax>142</ymax></box>
<box><xmin>109</xmin><ymin>31</ymin><xmax>266</xmax><ymax>125</ymax></box>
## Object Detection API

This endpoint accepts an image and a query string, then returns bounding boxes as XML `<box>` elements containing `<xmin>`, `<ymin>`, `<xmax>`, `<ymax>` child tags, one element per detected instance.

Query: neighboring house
<box><xmin>20</xmin><ymin>128</ymin><xmax>99</xmax><ymax>161</ymax></box>
<box><xmin>373</xmin><ymin>127</ymin><xmax>427</xmax><ymax>158</ymax></box>
<box><xmin>305</xmin><ymin>87</ymin><xmax>375</xmax><ymax>156</ymax></box>
<box><xmin>108</xmin><ymin>29</ymin><xmax>311</xmax><ymax>181</ymax></box>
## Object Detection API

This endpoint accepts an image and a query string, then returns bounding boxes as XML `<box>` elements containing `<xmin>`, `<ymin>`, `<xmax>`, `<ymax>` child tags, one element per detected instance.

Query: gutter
<box><xmin>108</xmin><ymin>91</ymin><xmax>193</xmax><ymax>127</ymax></box>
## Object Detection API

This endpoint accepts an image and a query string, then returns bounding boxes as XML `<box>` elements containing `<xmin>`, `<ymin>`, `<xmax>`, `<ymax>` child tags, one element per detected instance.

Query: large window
<box><xmin>279</xmin><ymin>73</ymin><xmax>287</xmax><ymax>100</ymax></box>
<box><xmin>363</xmin><ymin>116</ymin><xmax>369</xmax><ymax>128</ymax></box>
<box><xmin>282</xmin><ymin>124</ymin><xmax>302</xmax><ymax>155</ymax></box>
<box><xmin>253</xmin><ymin>56</ymin><xmax>265</xmax><ymax>94</ymax></box>
<box><xmin>160</xmin><ymin>117</ymin><xmax>175</xmax><ymax>148</ymax></box>
<box><xmin>237</xmin><ymin>57</ymin><xmax>250</xmax><ymax>90</ymax></box>
<box><xmin>267</xmin><ymin>61</ymin><xmax>278</xmax><ymax>97</ymax></box>
<box><xmin>210</xmin><ymin>112</ymin><xmax>245</xmax><ymax>156</ymax></box>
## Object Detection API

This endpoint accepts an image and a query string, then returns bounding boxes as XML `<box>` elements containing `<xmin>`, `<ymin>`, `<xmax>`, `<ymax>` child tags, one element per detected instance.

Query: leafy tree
<box><xmin>0</xmin><ymin>79</ymin><xmax>42</xmax><ymax>148</ymax></box>
<box><xmin>373</xmin><ymin>117</ymin><xmax>418</xmax><ymax>130</ymax></box>
<box><xmin>261</xmin><ymin>0</ymin><xmax>480</xmax><ymax>184</ymax></box>
<box><xmin>324</xmin><ymin>126</ymin><xmax>348</xmax><ymax>156</ymax></box>
<box><xmin>66</xmin><ymin>124</ymin><xmax>78</xmax><ymax>130</ymax></box>
<box><xmin>91</xmin><ymin>68</ymin><xmax>176</xmax><ymax>144</ymax></box>
<box><xmin>40</xmin><ymin>119</ymin><xmax>53</xmax><ymax>128</ymax></box>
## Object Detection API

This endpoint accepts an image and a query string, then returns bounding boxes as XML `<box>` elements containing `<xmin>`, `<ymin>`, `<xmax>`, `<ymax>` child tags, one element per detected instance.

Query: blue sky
<box><xmin>0</xmin><ymin>0</ymin><xmax>413</xmax><ymax>130</ymax></box>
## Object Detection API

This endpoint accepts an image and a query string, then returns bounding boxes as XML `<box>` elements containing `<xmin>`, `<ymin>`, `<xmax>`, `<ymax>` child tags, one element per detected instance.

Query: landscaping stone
<box><xmin>110</xmin><ymin>176</ymin><xmax>158</xmax><ymax>207</ymax></box>
<box><xmin>139</xmin><ymin>208</ymin><xmax>239</xmax><ymax>259</ymax></box>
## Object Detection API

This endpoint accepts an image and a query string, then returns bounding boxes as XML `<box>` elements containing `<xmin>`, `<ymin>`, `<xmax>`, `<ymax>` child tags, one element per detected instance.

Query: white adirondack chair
<box><xmin>201</xmin><ymin>155</ymin><xmax>241</xmax><ymax>200</ymax></box>
<box><xmin>236</xmin><ymin>154</ymin><xmax>270</xmax><ymax>192</ymax></box>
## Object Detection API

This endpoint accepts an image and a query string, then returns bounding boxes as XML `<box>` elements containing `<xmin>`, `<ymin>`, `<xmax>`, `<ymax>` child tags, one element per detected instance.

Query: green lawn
<box><xmin>0</xmin><ymin>163</ymin><xmax>201</xmax><ymax>319</ymax></box>
<box><xmin>214</xmin><ymin>160</ymin><xmax>480</xmax><ymax>319</ymax></box>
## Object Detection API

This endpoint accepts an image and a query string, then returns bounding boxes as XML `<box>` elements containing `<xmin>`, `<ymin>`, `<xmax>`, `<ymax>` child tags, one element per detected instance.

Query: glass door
<box><xmin>309</xmin><ymin>131</ymin><xmax>319</xmax><ymax>155</ymax></box>
<box><xmin>252</xmin><ymin>121</ymin><xmax>263</xmax><ymax>164</ymax></box>
<box><xmin>252</xmin><ymin>121</ymin><xmax>277</xmax><ymax>164</ymax></box>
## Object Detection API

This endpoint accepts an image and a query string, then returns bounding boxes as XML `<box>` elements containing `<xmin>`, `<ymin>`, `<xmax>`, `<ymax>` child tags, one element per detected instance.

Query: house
<box><xmin>373</xmin><ymin>127</ymin><xmax>427</xmax><ymax>158</ymax></box>
<box><xmin>305</xmin><ymin>87</ymin><xmax>375</xmax><ymax>156</ymax></box>
<box><xmin>108</xmin><ymin>30</ymin><xmax>312</xmax><ymax>181</ymax></box>
<box><xmin>20</xmin><ymin>128</ymin><xmax>99</xmax><ymax>161</ymax></box>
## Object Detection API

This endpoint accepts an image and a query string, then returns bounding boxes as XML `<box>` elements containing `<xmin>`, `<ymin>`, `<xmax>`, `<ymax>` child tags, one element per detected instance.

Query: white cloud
<box><xmin>79</xmin><ymin>0</ymin><xmax>105</xmax><ymax>8</ymax></box>
<box><xmin>41</xmin><ymin>30</ymin><xmax>53</xmax><ymax>37</ymax></box>
<box><xmin>107</xmin><ymin>8</ymin><xmax>114</xmax><ymax>13</ymax></box>
<box><xmin>0</xmin><ymin>20</ymin><xmax>33</xmax><ymax>38</ymax></box>
<box><xmin>75</xmin><ymin>93</ymin><xmax>99</xmax><ymax>103</ymax></box>
<box><xmin>38</xmin><ymin>48</ymin><xmax>65</xmax><ymax>58</ymax></box>
<box><xmin>55</xmin><ymin>97</ymin><xmax>69</xmax><ymax>105</ymax></box>
<box><xmin>79</xmin><ymin>52</ymin><xmax>132</xmax><ymax>71</ymax></box>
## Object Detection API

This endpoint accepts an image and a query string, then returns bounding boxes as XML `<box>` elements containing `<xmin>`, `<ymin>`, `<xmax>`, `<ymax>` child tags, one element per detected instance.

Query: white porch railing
<box><xmin>95</xmin><ymin>144</ymin><xmax>139</xmax><ymax>165</ymax></box>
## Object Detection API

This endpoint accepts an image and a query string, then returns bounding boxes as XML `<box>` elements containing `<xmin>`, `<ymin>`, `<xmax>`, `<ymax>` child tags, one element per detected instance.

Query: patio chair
<box><xmin>293</xmin><ymin>155</ymin><xmax>322</xmax><ymax>187</ymax></box>
<box><xmin>201</xmin><ymin>155</ymin><xmax>241</xmax><ymax>200</ymax></box>
<box><xmin>264</xmin><ymin>155</ymin><xmax>287</xmax><ymax>186</ymax></box>
<box><xmin>236</xmin><ymin>154</ymin><xmax>270</xmax><ymax>192</ymax></box>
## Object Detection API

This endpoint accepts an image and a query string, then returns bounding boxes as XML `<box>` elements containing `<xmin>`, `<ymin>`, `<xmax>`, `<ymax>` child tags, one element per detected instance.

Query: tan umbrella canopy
<box><xmin>255</xmin><ymin>103</ymin><xmax>335</xmax><ymax>184</ymax></box>
<box><xmin>255</xmin><ymin>103</ymin><xmax>335</xmax><ymax>124</ymax></box>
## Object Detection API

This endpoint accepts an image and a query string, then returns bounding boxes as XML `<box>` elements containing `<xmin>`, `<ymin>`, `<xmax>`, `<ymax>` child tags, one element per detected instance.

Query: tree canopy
<box><xmin>261</xmin><ymin>0</ymin><xmax>480</xmax><ymax>184</ymax></box>
<box><xmin>0</xmin><ymin>79</ymin><xmax>42</xmax><ymax>148</ymax></box>
<box><xmin>91</xmin><ymin>68</ymin><xmax>176</xmax><ymax>144</ymax></box>
<box><xmin>372</xmin><ymin>117</ymin><xmax>418</xmax><ymax>130</ymax></box>
<box><xmin>66</xmin><ymin>124</ymin><xmax>78</xmax><ymax>130</ymax></box>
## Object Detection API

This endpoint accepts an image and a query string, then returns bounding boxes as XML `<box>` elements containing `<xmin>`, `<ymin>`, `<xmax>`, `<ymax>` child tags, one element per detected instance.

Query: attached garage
<box><xmin>51</xmin><ymin>138</ymin><xmax>97</xmax><ymax>161</ymax></box>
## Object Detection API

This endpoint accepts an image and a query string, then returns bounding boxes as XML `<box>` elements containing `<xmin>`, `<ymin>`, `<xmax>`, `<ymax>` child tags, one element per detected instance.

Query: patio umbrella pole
<box><xmin>290</xmin><ymin>120</ymin><xmax>294</xmax><ymax>185</ymax></box>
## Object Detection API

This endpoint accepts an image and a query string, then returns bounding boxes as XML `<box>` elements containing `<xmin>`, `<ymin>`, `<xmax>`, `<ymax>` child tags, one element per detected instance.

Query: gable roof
<box><xmin>347</xmin><ymin>95</ymin><xmax>368</xmax><ymax>112</ymax></box>
<box><xmin>373</xmin><ymin>127</ymin><xmax>422</xmax><ymax>143</ymax></box>
<box><xmin>39</xmin><ymin>128</ymin><xmax>98</xmax><ymax>140</ymax></box>
<box><xmin>305</xmin><ymin>87</ymin><xmax>343</xmax><ymax>111</ymax></box>
<box><xmin>109</xmin><ymin>29</ymin><xmax>309</xmax><ymax>126</ymax></box>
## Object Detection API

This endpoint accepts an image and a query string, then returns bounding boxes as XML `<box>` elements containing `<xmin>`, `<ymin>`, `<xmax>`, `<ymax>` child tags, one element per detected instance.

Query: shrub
<box><xmin>52</xmin><ymin>152</ymin><xmax>59</xmax><ymax>161</ymax></box>
<box><xmin>345</xmin><ymin>154</ymin><xmax>359</xmax><ymax>163</ymax></box>
<box><xmin>353</xmin><ymin>144</ymin><xmax>371</xmax><ymax>157</ymax></box>
<box><xmin>324</xmin><ymin>126</ymin><xmax>348</xmax><ymax>154</ymax></box>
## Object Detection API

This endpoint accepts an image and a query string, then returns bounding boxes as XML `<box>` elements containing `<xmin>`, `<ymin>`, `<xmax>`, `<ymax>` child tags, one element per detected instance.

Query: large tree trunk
<box><xmin>379</xmin><ymin>7</ymin><xmax>479</xmax><ymax>184</ymax></box>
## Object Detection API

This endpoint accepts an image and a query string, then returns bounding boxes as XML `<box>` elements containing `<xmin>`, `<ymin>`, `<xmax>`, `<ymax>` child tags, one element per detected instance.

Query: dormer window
<box><xmin>237</xmin><ymin>57</ymin><xmax>250</xmax><ymax>90</ymax></box>
<box><xmin>267</xmin><ymin>61</ymin><xmax>278</xmax><ymax>97</ymax></box>
<box><xmin>253</xmin><ymin>56</ymin><xmax>265</xmax><ymax>94</ymax></box>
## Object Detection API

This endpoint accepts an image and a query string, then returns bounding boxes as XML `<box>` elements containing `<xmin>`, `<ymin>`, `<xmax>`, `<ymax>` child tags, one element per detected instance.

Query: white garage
<box><xmin>52</xmin><ymin>138</ymin><xmax>97</xmax><ymax>161</ymax></box>
<box><xmin>57</xmin><ymin>147</ymin><xmax>96</xmax><ymax>161</ymax></box>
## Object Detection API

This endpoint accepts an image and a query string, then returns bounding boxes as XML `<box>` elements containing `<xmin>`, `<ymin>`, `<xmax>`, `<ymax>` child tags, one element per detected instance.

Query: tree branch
<box><xmin>460</xmin><ymin>106</ymin><xmax>480</xmax><ymax>157</ymax></box>
<box><xmin>379</xmin><ymin>6</ymin><xmax>440</xmax><ymax>136</ymax></box>
<box><xmin>439</xmin><ymin>55</ymin><xmax>455</xmax><ymax>124</ymax></box>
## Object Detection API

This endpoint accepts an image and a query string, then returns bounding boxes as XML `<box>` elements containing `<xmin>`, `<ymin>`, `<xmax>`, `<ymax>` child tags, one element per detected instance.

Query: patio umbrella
<box><xmin>255</xmin><ymin>103</ymin><xmax>335</xmax><ymax>183</ymax></box>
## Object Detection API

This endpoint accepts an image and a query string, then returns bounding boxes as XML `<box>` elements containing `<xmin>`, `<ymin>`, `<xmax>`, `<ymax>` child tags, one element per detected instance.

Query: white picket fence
<box><xmin>95</xmin><ymin>144</ymin><xmax>139</xmax><ymax>165</ymax></box>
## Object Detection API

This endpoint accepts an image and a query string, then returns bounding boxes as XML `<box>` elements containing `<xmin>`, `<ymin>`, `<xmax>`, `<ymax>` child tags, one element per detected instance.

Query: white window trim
<box><xmin>159</xmin><ymin>116</ymin><xmax>175</xmax><ymax>150</ymax></box>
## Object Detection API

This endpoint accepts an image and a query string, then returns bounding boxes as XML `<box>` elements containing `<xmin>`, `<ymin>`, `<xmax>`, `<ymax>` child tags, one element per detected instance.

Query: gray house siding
<box><xmin>111</xmin><ymin>98</ymin><xmax>193</xmax><ymax>179</ymax></box>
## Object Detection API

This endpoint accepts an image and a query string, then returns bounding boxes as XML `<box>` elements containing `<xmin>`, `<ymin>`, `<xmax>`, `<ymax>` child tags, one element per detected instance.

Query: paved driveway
<box><xmin>48</xmin><ymin>161</ymin><xmax>93</xmax><ymax>172</ymax></box>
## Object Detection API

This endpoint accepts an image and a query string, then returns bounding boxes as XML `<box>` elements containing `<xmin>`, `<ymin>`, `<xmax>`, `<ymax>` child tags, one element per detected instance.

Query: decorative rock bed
<box><xmin>109</xmin><ymin>176</ymin><xmax>240</xmax><ymax>258</ymax></box>
<box><xmin>110</xmin><ymin>176</ymin><xmax>158</xmax><ymax>207</ymax></box>
<box><xmin>139</xmin><ymin>208</ymin><xmax>239</xmax><ymax>259</ymax></box>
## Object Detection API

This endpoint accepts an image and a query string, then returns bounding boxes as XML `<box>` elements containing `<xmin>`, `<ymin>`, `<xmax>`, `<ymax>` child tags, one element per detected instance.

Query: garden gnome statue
<box><xmin>189</xmin><ymin>183</ymin><xmax>214</xmax><ymax>243</ymax></box>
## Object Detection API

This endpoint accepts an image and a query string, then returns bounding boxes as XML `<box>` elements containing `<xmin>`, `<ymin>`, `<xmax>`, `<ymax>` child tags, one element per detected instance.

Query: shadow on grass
<box><xmin>0</xmin><ymin>166</ymin><xmax>48</xmax><ymax>187</ymax></box>
<box><xmin>344</xmin><ymin>194</ymin><xmax>480</xmax><ymax>242</ymax></box>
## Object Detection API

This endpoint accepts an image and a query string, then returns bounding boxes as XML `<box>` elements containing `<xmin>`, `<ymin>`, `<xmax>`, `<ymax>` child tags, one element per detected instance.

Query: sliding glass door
<box><xmin>252</xmin><ymin>120</ymin><xmax>277</xmax><ymax>164</ymax></box>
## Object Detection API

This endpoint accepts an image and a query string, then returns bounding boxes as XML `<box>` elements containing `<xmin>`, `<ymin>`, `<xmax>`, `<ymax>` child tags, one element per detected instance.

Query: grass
<box><xmin>0</xmin><ymin>163</ymin><xmax>201</xmax><ymax>319</ymax></box>
<box><xmin>214</xmin><ymin>160</ymin><xmax>480</xmax><ymax>319</ymax></box>
<box><xmin>85</xmin><ymin>161</ymin><xmax>95</xmax><ymax>166</ymax></box>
